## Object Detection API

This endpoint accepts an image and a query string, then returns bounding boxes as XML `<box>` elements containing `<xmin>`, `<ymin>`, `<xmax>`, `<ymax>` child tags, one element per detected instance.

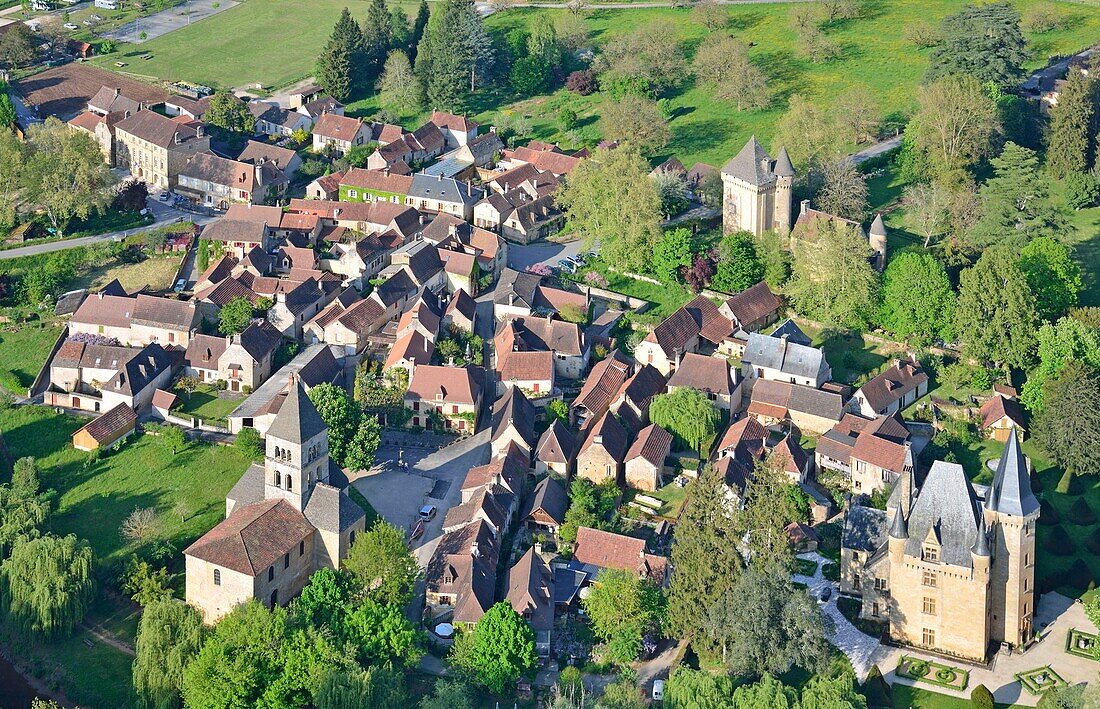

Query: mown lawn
<box><xmin>0</xmin><ymin>404</ymin><xmax>250</xmax><ymax>567</ymax></box>
<box><xmin>88</xmin><ymin>0</ymin><xmax>421</xmax><ymax>90</ymax></box>
<box><xmin>171</xmin><ymin>383</ymin><xmax>245</xmax><ymax>423</ymax></box>
<box><xmin>0</xmin><ymin>311</ymin><xmax>63</xmax><ymax>394</ymax></box>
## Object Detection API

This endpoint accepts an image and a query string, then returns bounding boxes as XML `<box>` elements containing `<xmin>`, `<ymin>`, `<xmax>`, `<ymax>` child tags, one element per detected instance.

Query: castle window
<box><xmin>871</xmin><ymin>602</ymin><xmax>879</xmax><ymax>617</ymax></box>
<box><xmin>922</xmin><ymin>628</ymin><xmax>935</xmax><ymax>646</ymax></box>
<box><xmin>213</xmin><ymin>569</ymin><xmax>221</xmax><ymax>585</ymax></box>
<box><xmin>268</xmin><ymin>566</ymin><xmax>275</xmax><ymax>582</ymax></box>
<box><xmin>874</xmin><ymin>578</ymin><xmax>887</xmax><ymax>592</ymax></box>
<box><xmin>350</xmin><ymin>530</ymin><xmax>357</xmax><ymax>545</ymax></box>
<box><xmin>300</xmin><ymin>541</ymin><xmax>305</xmax><ymax>556</ymax></box>
<box><xmin>286</xmin><ymin>477</ymin><xmax>293</xmax><ymax>491</ymax></box>
<box><xmin>922</xmin><ymin>545</ymin><xmax>939</xmax><ymax>563</ymax></box>
<box><xmin>1024</xmin><ymin>577</ymin><xmax>1028</xmax><ymax>591</ymax></box>
<box><xmin>274</xmin><ymin>471</ymin><xmax>282</xmax><ymax>486</ymax></box>
<box><xmin>922</xmin><ymin>571</ymin><xmax>937</xmax><ymax>588</ymax></box>
<box><xmin>922</xmin><ymin>597</ymin><xmax>937</xmax><ymax>615</ymax></box>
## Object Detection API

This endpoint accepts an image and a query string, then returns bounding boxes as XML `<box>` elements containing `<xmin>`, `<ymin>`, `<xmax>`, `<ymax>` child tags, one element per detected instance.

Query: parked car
<box><xmin>418</xmin><ymin>504</ymin><xmax>437</xmax><ymax>522</ymax></box>
<box><xmin>557</xmin><ymin>259</ymin><xmax>577</xmax><ymax>273</ymax></box>
<box><xmin>82</xmin><ymin>19</ymin><xmax>93</xmax><ymax>25</ymax></box>
<box><xmin>819</xmin><ymin>586</ymin><xmax>832</xmax><ymax>603</ymax></box>
<box><xmin>90</xmin><ymin>13</ymin><xmax>102</xmax><ymax>19</ymax></box>
<box><xmin>567</xmin><ymin>255</ymin><xmax>585</xmax><ymax>267</ymax></box>
<box><xmin>159</xmin><ymin>192</ymin><xmax>170</xmax><ymax>202</ymax></box>
<box><xmin>63</xmin><ymin>23</ymin><xmax>79</xmax><ymax>30</ymax></box>
<box><xmin>652</xmin><ymin>680</ymin><xmax>665</xmax><ymax>701</ymax></box>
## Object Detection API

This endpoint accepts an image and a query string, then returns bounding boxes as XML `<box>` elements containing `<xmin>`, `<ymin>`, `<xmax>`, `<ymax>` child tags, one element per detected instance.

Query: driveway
<box><xmin>794</xmin><ymin>551</ymin><xmax>1100</xmax><ymax>706</ymax></box>
<box><xmin>101</xmin><ymin>0</ymin><xmax>238</xmax><ymax>43</ymax></box>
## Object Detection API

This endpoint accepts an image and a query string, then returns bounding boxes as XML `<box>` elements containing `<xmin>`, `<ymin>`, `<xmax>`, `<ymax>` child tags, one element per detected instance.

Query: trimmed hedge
<box><xmin>1042</xmin><ymin>525</ymin><xmax>1075</xmax><ymax>556</ymax></box>
<box><xmin>1039</xmin><ymin>499</ymin><xmax>1060</xmax><ymax>525</ymax></box>
<box><xmin>1067</xmin><ymin>498</ymin><xmax>1097</xmax><ymax>526</ymax></box>
<box><xmin>971</xmin><ymin>684</ymin><xmax>994</xmax><ymax>709</ymax></box>
<box><xmin>1086</xmin><ymin>527</ymin><xmax>1100</xmax><ymax>555</ymax></box>
<box><xmin>1065</xmin><ymin>559</ymin><xmax>1096</xmax><ymax>591</ymax></box>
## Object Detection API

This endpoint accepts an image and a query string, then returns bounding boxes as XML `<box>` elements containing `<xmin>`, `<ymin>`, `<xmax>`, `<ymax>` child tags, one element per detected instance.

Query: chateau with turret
<box><xmin>840</xmin><ymin>430</ymin><xmax>1038</xmax><ymax>661</ymax></box>
<box><xmin>721</xmin><ymin>136</ymin><xmax>795</xmax><ymax>236</ymax></box>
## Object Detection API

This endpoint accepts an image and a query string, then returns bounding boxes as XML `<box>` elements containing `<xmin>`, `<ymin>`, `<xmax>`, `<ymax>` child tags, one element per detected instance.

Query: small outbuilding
<box><xmin>72</xmin><ymin>403</ymin><xmax>137</xmax><ymax>451</ymax></box>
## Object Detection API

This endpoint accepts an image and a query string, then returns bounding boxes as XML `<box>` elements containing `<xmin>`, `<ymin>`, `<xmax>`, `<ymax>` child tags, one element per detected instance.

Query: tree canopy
<box><xmin>133</xmin><ymin>598</ymin><xmax>205</xmax><ymax>709</ymax></box>
<box><xmin>581</xmin><ymin>568</ymin><xmax>663</xmax><ymax>665</ymax></box>
<box><xmin>1020</xmin><ymin>317</ymin><xmax>1100</xmax><ymax>412</ymax></box>
<box><xmin>787</xmin><ymin>219</ymin><xmax>880</xmax><ymax>330</ymax></box>
<box><xmin>927</xmin><ymin>2</ymin><xmax>1028</xmax><ymax>90</ymax></box>
<box><xmin>343</xmin><ymin>520</ymin><xmax>419</xmax><ymax>606</ymax></box>
<box><xmin>1045</xmin><ymin>70</ymin><xmax>1098</xmax><ymax>179</ymax></box>
<box><xmin>878</xmin><ymin>252</ymin><xmax>956</xmax><ymax>345</ymax></box>
<box><xmin>1017</xmin><ymin>236</ymin><xmax>1081</xmax><ymax>322</ymax></box>
<box><xmin>414</xmin><ymin>0</ymin><xmax>493</xmax><ymax>110</ymax></box>
<box><xmin>449</xmin><ymin>602</ymin><xmax>537</xmax><ymax>695</ymax></box>
<box><xmin>956</xmin><ymin>248</ymin><xmax>1039</xmax><ymax>370</ymax></box>
<box><xmin>1</xmin><ymin>533</ymin><xmax>95</xmax><ymax>639</ymax></box>
<box><xmin>649</xmin><ymin>387</ymin><xmax>721</xmax><ymax>454</ymax></box>
<box><xmin>710</xmin><ymin>233</ymin><xmax>765</xmax><ymax>294</ymax></box>
<box><xmin>1033</xmin><ymin>360</ymin><xmax>1100</xmax><ymax>479</ymax></box>
<box><xmin>970</xmin><ymin>143</ymin><xmax>1066</xmax><ymax>248</ymax></box>
<box><xmin>907</xmin><ymin>75</ymin><xmax>999</xmax><ymax>180</ymax></box>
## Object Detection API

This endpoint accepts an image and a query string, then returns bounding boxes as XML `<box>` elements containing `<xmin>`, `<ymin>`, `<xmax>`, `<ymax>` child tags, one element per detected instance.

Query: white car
<box><xmin>64</xmin><ymin>23</ymin><xmax>79</xmax><ymax>30</ymax></box>
<box><xmin>652</xmin><ymin>679</ymin><xmax>665</xmax><ymax>701</ymax></box>
<box><xmin>82</xmin><ymin>19</ymin><xmax>93</xmax><ymax>25</ymax></box>
<box><xmin>90</xmin><ymin>13</ymin><xmax>102</xmax><ymax>19</ymax></box>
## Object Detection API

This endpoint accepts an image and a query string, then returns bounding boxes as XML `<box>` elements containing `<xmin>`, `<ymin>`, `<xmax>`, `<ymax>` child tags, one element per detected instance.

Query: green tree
<box><xmin>1020</xmin><ymin>317</ymin><xmax>1100</xmax><ymax>412</ymax></box>
<box><xmin>157</xmin><ymin>424</ymin><xmax>188</xmax><ymax>456</ymax></box>
<box><xmin>581</xmin><ymin>569</ymin><xmax>662</xmax><ymax>665</ymax></box>
<box><xmin>814</xmin><ymin>159</ymin><xmax>869</xmax><ymax>222</ymax></box>
<box><xmin>205</xmin><ymin>92</ymin><xmax>255</xmax><ymax>134</ymax></box>
<box><xmin>342</xmin><ymin>598</ymin><xmax>424</xmax><ymax>667</ymax></box>
<box><xmin>1036</xmin><ymin>684</ymin><xmax>1086</xmax><ymax>709</ymax></box>
<box><xmin>971</xmin><ymin>684</ymin><xmax>995</xmax><ymax>709</ymax></box>
<box><xmin>343</xmin><ymin>520</ymin><xmax>419</xmax><ymax>606</ymax></box>
<box><xmin>449</xmin><ymin>602</ymin><xmax>537</xmax><ymax>695</ymax></box>
<box><xmin>414</xmin><ymin>0</ymin><xmax>493</xmax><ymax>110</ymax></box>
<box><xmin>558</xmin><ymin>107</ymin><xmax>579</xmax><ymax>132</ymax></box>
<box><xmin>1046</xmin><ymin>71</ymin><xmax>1098</xmax><ymax>178</ymax></box>
<box><xmin>772</xmin><ymin>94</ymin><xmax>848</xmax><ymax>172</ymax></box>
<box><xmin>1</xmin><ymin>533</ymin><xmax>94</xmax><ymax>639</ymax></box>
<box><xmin>317</xmin><ymin>8</ymin><xmax>365</xmax><ymax>102</ymax></box>
<box><xmin>878</xmin><ymin>252</ymin><xmax>956</xmax><ymax>344</ymax></box>
<box><xmin>666</xmin><ymin>465</ymin><xmax>743</xmax><ymax>663</ymax></box>
<box><xmin>742</xmin><ymin>454</ymin><xmax>800</xmax><ymax>571</ymax></box>
<box><xmin>970</xmin><ymin>142</ymin><xmax>1066</xmax><ymax>247</ymax></box>
<box><xmin>799</xmin><ymin>674</ymin><xmax>867</xmax><ymax>709</ymax></box>
<box><xmin>345</xmin><ymin>416</ymin><xmax>382</xmax><ymax>472</ymax></box>
<box><xmin>218</xmin><ymin>296</ymin><xmax>256</xmax><ymax>335</ymax></box>
<box><xmin>377</xmin><ymin>50</ymin><xmax>422</xmax><ymax>117</ymax></box>
<box><xmin>692</xmin><ymin>33</ymin><xmax>768</xmax><ymax>111</ymax></box>
<box><xmin>308</xmin><ymin>382</ymin><xmax>360</xmax><ymax>468</ymax></box>
<box><xmin>411</xmin><ymin>0</ymin><xmax>430</xmax><ymax>51</ymax></box>
<box><xmin>598</xmin><ymin>94</ymin><xmax>670</xmax><ymax>155</ymax></box>
<box><xmin>956</xmin><ymin>248</ymin><xmax>1039</xmax><ymax>370</ymax></box>
<box><xmin>511</xmin><ymin>55</ymin><xmax>551</xmax><ymax>96</ymax></box>
<box><xmin>907</xmin><ymin>75</ymin><xmax>999</xmax><ymax>180</ymax></box>
<box><xmin>133</xmin><ymin>598</ymin><xmax>205</xmax><ymax>709</ymax></box>
<box><xmin>235</xmin><ymin>426</ymin><xmax>264</xmax><ymax>460</ymax></box>
<box><xmin>559</xmin><ymin>477</ymin><xmax>618</xmax><ymax>543</ymax></box>
<box><xmin>650</xmin><ymin>227</ymin><xmax>694</xmax><ymax>284</ymax></box>
<box><xmin>754</xmin><ymin>230</ymin><xmax>792</xmax><ymax>288</ymax></box>
<box><xmin>0</xmin><ymin>23</ymin><xmax>38</xmax><ymax>69</ymax></box>
<box><xmin>652</xmin><ymin>170</ymin><xmax>689</xmax><ymax>217</ymax></box>
<box><xmin>927</xmin><ymin>2</ymin><xmax>1028</xmax><ymax>90</ymax></box>
<box><xmin>121</xmin><ymin>556</ymin><xmax>171</xmax><ymax>606</ymax></box>
<box><xmin>731</xmin><ymin>674</ymin><xmax>798</xmax><ymax>708</ymax></box>
<box><xmin>710</xmin><ymin>233</ymin><xmax>764</xmax><ymax>294</ymax></box>
<box><xmin>315</xmin><ymin>667</ymin><xmax>407</xmax><ymax>709</ymax></box>
<box><xmin>725</xmin><ymin>567</ymin><xmax>833</xmax><ymax>677</ymax></box>
<box><xmin>1018</xmin><ymin>236</ymin><xmax>1082</xmax><ymax>321</ymax></box>
<box><xmin>1033</xmin><ymin>360</ymin><xmax>1100</xmax><ymax>479</ymax></box>
<box><xmin>419</xmin><ymin>679</ymin><xmax>475</xmax><ymax>709</ymax></box>
<box><xmin>649</xmin><ymin>387</ymin><xmax>720</xmax><ymax>454</ymax></box>
<box><xmin>595</xmin><ymin>24</ymin><xmax>686</xmax><ymax>94</ymax></box>
<box><xmin>5</xmin><ymin>117</ymin><xmax>116</xmax><ymax>238</ymax></box>
<box><xmin>664</xmin><ymin>667</ymin><xmax>737</xmax><ymax>708</ymax></box>
<box><xmin>787</xmin><ymin>219</ymin><xmax>880</xmax><ymax>330</ymax></box>
<box><xmin>557</xmin><ymin>147</ymin><xmax>662</xmax><ymax>272</ymax></box>
<box><xmin>547</xmin><ymin>398</ymin><xmax>569</xmax><ymax>423</ymax></box>
<box><xmin>0</xmin><ymin>93</ymin><xmax>16</xmax><ymax>131</ymax></box>
<box><xmin>0</xmin><ymin>457</ymin><xmax>51</xmax><ymax>561</ymax></box>
<box><xmin>362</xmin><ymin>0</ymin><xmax>394</xmax><ymax>81</ymax></box>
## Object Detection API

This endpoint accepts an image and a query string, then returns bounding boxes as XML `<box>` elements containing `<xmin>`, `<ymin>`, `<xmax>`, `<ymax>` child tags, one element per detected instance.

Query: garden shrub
<box><xmin>907</xmin><ymin>660</ymin><xmax>929</xmax><ymax>678</ymax></box>
<box><xmin>1055</xmin><ymin>469</ymin><xmax>1079</xmax><ymax>495</ymax></box>
<box><xmin>1085</xmin><ymin>527</ymin><xmax>1100</xmax><ymax>555</ymax></box>
<box><xmin>1041</xmin><ymin>525</ymin><xmax>1074</xmax><ymax>556</ymax></box>
<box><xmin>1065</xmin><ymin>559</ymin><xmax>1095</xmax><ymax>591</ymax></box>
<box><xmin>1038</xmin><ymin>499</ymin><xmax>1060</xmax><ymax>525</ymax></box>
<box><xmin>1067</xmin><ymin>498</ymin><xmax>1097</xmax><ymax>526</ymax></box>
<box><xmin>861</xmin><ymin>665</ymin><xmax>892</xmax><ymax>708</ymax></box>
<box><xmin>971</xmin><ymin>684</ymin><xmax>994</xmax><ymax>709</ymax></box>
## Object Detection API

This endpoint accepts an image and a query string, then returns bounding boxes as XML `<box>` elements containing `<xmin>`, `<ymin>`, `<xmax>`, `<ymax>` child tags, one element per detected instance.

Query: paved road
<box><xmin>850</xmin><ymin>136</ymin><xmax>902</xmax><ymax>165</ymax></box>
<box><xmin>0</xmin><ymin>195</ymin><xmax>213</xmax><ymax>260</ymax></box>
<box><xmin>101</xmin><ymin>0</ymin><xmax>238</xmax><ymax>43</ymax></box>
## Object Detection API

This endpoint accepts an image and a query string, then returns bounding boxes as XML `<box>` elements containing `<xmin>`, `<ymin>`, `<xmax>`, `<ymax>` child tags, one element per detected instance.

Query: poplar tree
<box><xmin>1046</xmin><ymin>70</ymin><xmax>1098</xmax><ymax>178</ymax></box>
<box><xmin>362</xmin><ymin>0</ymin><xmax>394</xmax><ymax>81</ymax></box>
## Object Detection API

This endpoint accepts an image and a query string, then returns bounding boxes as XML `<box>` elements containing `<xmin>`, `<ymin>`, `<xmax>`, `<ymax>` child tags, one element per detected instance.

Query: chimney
<box><xmin>800</xmin><ymin>199</ymin><xmax>809</xmax><ymax>216</ymax></box>
<box><xmin>508</xmin><ymin>293</ymin><xmax>515</xmax><ymax>306</ymax></box>
<box><xmin>471</xmin><ymin>541</ymin><xmax>480</xmax><ymax>558</ymax></box>
<box><xmin>593</xmin><ymin>435</ymin><xmax>603</xmax><ymax>444</ymax></box>
<box><xmin>114</xmin><ymin>87</ymin><xmax>121</xmax><ymax>97</ymax></box>
<box><xmin>196</xmin><ymin>124</ymin><xmax>204</xmax><ymax>138</ymax></box>
<box><xmin>276</xmin><ymin>292</ymin><xmax>286</xmax><ymax>303</ymax></box>
<box><xmin>383</xmin><ymin>165</ymin><xmax>389</xmax><ymax>176</ymax></box>
<box><xmin>437</xmin><ymin>173</ymin><xmax>442</xmax><ymax>182</ymax></box>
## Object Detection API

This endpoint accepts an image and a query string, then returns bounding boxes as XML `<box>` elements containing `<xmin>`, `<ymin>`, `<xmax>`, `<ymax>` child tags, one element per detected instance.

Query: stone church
<box><xmin>840</xmin><ymin>429</ymin><xmax>1038</xmax><ymax>661</ymax></box>
<box><xmin>185</xmin><ymin>377</ymin><xmax>366</xmax><ymax>622</ymax></box>
<box><xmin>721</xmin><ymin>136</ymin><xmax>795</xmax><ymax>236</ymax></box>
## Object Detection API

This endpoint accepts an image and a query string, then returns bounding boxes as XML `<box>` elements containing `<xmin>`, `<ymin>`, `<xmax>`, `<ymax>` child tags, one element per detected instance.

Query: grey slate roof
<box><xmin>265</xmin><ymin>379</ymin><xmax>326</xmax><ymax>444</ymax></box>
<box><xmin>774</xmin><ymin>147</ymin><xmax>795</xmax><ymax>177</ymax></box>
<box><xmin>492</xmin><ymin>385</ymin><xmax>538</xmax><ymax>450</ymax></box>
<box><xmin>408</xmin><ymin>174</ymin><xmax>483</xmax><ymax>205</ymax></box>
<box><xmin>842</xmin><ymin>505</ymin><xmax>888</xmax><ymax>553</ymax></box>
<box><xmin>494</xmin><ymin>268</ymin><xmax>542</xmax><ymax>309</ymax></box>
<box><xmin>984</xmin><ymin>429</ymin><xmax>1038</xmax><ymax>518</ymax></box>
<box><xmin>303</xmin><ymin>482</ymin><xmax>365</xmax><ymax>533</ymax></box>
<box><xmin>869</xmin><ymin>213</ymin><xmax>886</xmax><ymax>237</ymax></box>
<box><xmin>523</xmin><ymin>476</ymin><xmax>568</xmax><ymax>525</ymax></box>
<box><xmin>227</xmin><ymin>462</ymin><xmax>265</xmax><ymax>508</ymax></box>
<box><xmin>903</xmin><ymin>461</ymin><xmax>982</xmax><ymax>568</ymax></box>
<box><xmin>769</xmin><ymin>318</ymin><xmax>812</xmax><ymax>347</ymax></box>
<box><xmin>721</xmin><ymin>136</ymin><xmax>776</xmax><ymax>187</ymax></box>
<box><xmin>743</xmin><ymin>331</ymin><xmax>828</xmax><ymax>381</ymax></box>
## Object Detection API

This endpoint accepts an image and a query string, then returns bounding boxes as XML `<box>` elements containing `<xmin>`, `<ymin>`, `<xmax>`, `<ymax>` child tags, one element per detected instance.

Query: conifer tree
<box><xmin>362</xmin><ymin>0</ymin><xmax>394</xmax><ymax>81</ymax></box>
<box><xmin>317</xmin><ymin>9</ymin><xmax>365</xmax><ymax>101</ymax></box>
<box><xmin>970</xmin><ymin>142</ymin><xmax>1066</xmax><ymax>247</ymax></box>
<box><xmin>956</xmin><ymin>247</ymin><xmax>1040</xmax><ymax>370</ymax></box>
<box><xmin>414</xmin><ymin>0</ymin><xmax>492</xmax><ymax>110</ymax></box>
<box><xmin>1046</xmin><ymin>70</ymin><xmax>1098</xmax><ymax>178</ymax></box>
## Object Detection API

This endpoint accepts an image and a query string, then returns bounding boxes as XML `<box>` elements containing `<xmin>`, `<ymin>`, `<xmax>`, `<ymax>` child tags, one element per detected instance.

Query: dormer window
<box><xmin>922</xmin><ymin>544</ymin><xmax>939</xmax><ymax>563</ymax></box>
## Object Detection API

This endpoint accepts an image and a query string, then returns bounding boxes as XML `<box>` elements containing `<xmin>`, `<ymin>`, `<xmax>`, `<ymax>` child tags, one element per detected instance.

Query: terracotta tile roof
<box><xmin>496</xmin><ymin>316</ymin><xmax>584</xmax><ymax>358</ymax></box>
<box><xmin>68</xmin><ymin>111</ymin><xmax>105</xmax><ymax>132</ymax></box>
<box><xmin>646</xmin><ymin>306</ymin><xmax>700</xmax><ymax>358</ymax></box>
<box><xmin>770</xmin><ymin>433</ymin><xmax>810</xmax><ymax>476</ymax></box>
<box><xmin>279</xmin><ymin>212</ymin><xmax>319</xmax><ymax>231</ymax></box>
<box><xmin>499</xmin><ymin>350</ymin><xmax>554</xmax><ymax>383</ymax></box>
<box><xmin>184</xmin><ymin>499</ymin><xmax>314</xmax><ymax>576</ymax></box>
<box><xmin>76</xmin><ymin>402</ymin><xmax>136</xmax><ymax>443</ymax></box>
<box><xmin>574</xmin><ymin>351</ymin><xmax>632</xmax><ymax>418</ymax></box>
<box><xmin>667</xmin><ymin>352</ymin><xmax>735</xmax><ymax>397</ymax></box>
<box><xmin>506</xmin><ymin>547</ymin><xmax>554</xmax><ymax>633</ymax></box>
<box><xmin>445</xmin><ymin>289</ymin><xmax>477</xmax><ymax>324</ymax></box>
<box><xmin>573</xmin><ymin>526</ymin><xmax>667</xmax><ymax>580</ymax></box>
<box><xmin>438</xmin><ymin>247</ymin><xmax>477</xmax><ymax>277</ymax></box>
<box><xmin>981</xmin><ymin>394</ymin><xmax>1026</xmax><ymax>431</ymax></box>
<box><xmin>386</xmin><ymin>330</ymin><xmax>435</xmax><ymax>369</ymax></box>
<box><xmin>115</xmin><ymin>109</ymin><xmax>200</xmax><ymax>149</ymax></box>
<box><xmin>430</xmin><ymin>110</ymin><xmax>478</xmax><ymax>133</ymax></box>
<box><xmin>850</xmin><ymin>428</ymin><xmax>909</xmax><ymax>473</ymax></box>
<box><xmin>855</xmin><ymin>358</ymin><xmax>928</xmax><ymax>414</ymax></box>
<box><xmin>722</xmin><ymin>281</ymin><xmax>784</xmax><ymax>328</ymax></box>
<box><xmin>717</xmin><ymin>416</ymin><xmax>768</xmax><ymax>457</ymax></box>
<box><xmin>313</xmin><ymin>112</ymin><xmax>364</xmax><ymax>142</ymax></box>
<box><xmin>201</xmin><ymin>219</ymin><xmax>270</xmax><ymax>245</ymax></box>
<box><xmin>626</xmin><ymin>423</ymin><xmax>672</xmax><ymax>467</ymax></box>
<box><xmin>151</xmin><ymin>388</ymin><xmax>177</xmax><ymax>411</ymax></box>
<box><xmin>462</xmin><ymin>446</ymin><xmax>527</xmax><ymax>496</ymax></box>
<box><xmin>425</xmin><ymin>519</ymin><xmax>498</xmax><ymax>625</ymax></box>
<box><xmin>341</xmin><ymin>167</ymin><xmax>413</xmax><ymax>195</ymax></box>
<box><xmin>132</xmin><ymin>294</ymin><xmax>198</xmax><ymax>330</ymax></box>
<box><xmin>71</xmin><ymin>293</ymin><xmax>134</xmax><ymax>329</ymax></box>
<box><xmin>406</xmin><ymin>365</ymin><xmax>480</xmax><ymax>406</ymax></box>
<box><xmin>578</xmin><ymin>411</ymin><xmax>628</xmax><ymax>461</ymax></box>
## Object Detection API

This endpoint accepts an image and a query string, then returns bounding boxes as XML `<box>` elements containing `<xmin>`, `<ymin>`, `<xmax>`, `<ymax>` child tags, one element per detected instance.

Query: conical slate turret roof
<box><xmin>889</xmin><ymin>506</ymin><xmax>908</xmax><ymax>539</ymax></box>
<box><xmin>984</xmin><ymin>428</ymin><xmax>1038</xmax><ymax>517</ymax></box>
<box><xmin>721</xmin><ymin>136</ymin><xmax>776</xmax><ymax>186</ymax></box>
<box><xmin>869</xmin><ymin>213</ymin><xmax>887</xmax><ymax>236</ymax></box>
<box><xmin>774</xmin><ymin>147</ymin><xmax>796</xmax><ymax>177</ymax></box>
<box><xmin>972</xmin><ymin>513</ymin><xmax>991</xmax><ymax>557</ymax></box>
<box><xmin>266</xmin><ymin>378</ymin><xmax>327</xmax><ymax>444</ymax></box>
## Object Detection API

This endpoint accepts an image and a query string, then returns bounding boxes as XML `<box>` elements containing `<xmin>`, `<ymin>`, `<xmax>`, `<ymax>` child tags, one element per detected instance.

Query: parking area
<box><xmin>101</xmin><ymin>0</ymin><xmax>238</xmax><ymax>44</ymax></box>
<box><xmin>353</xmin><ymin>429</ymin><xmax>491</xmax><ymax>569</ymax></box>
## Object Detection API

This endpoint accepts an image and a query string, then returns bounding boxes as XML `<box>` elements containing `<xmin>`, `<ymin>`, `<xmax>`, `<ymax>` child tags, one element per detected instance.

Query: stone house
<box><xmin>981</xmin><ymin>394</ymin><xmax>1026</xmax><ymax>442</ymax></box>
<box><xmin>113</xmin><ymin>110</ymin><xmax>210</xmax><ymax>189</ymax></box>
<box><xmin>506</xmin><ymin>548</ymin><xmax>554</xmax><ymax>657</ymax></box>
<box><xmin>852</xmin><ymin>358</ymin><xmax>928</xmax><ymax>418</ymax></box>
<box><xmin>424</xmin><ymin>519</ymin><xmax>498</xmax><ymax>627</ymax></box>
<box><xmin>430</xmin><ymin>110</ymin><xmax>479</xmax><ymax>149</ymax></box>
<box><xmin>666</xmin><ymin>352</ymin><xmax>742</xmax><ymax>411</ymax></box>
<box><xmin>624</xmin><ymin>423</ymin><xmax>672</xmax><ymax>492</ymax></box>
<box><xmin>406</xmin><ymin>175</ymin><xmax>484</xmax><ymax>221</ymax></box>
<box><xmin>572</xmin><ymin>350</ymin><xmax>632</xmax><ymax>428</ymax></box>
<box><xmin>226</xmin><ymin>344</ymin><xmax>342</xmax><ymax>436</ymax></box>
<box><xmin>747</xmin><ymin>379</ymin><xmax>844</xmax><ymax>434</ymax></box>
<box><xmin>494</xmin><ymin>316</ymin><xmax>588</xmax><ymax>381</ymax></box>
<box><xmin>575</xmin><ymin>412</ymin><xmax>629</xmax><ymax>485</ymax></box>
<box><xmin>608</xmin><ymin>364</ymin><xmax>666</xmax><ymax>433</ymax></box>
<box><xmin>177</xmin><ymin>152</ymin><xmax>286</xmax><ymax>209</ymax></box>
<box><xmin>535</xmin><ymin>420</ymin><xmax>576</xmax><ymax>478</ymax></box>
<box><xmin>183</xmin><ymin>320</ymin><xmax>283</xmax><ymax>393</ymax></box>
<box><xmin>490</xmin><ymin>386</ymin><xmax>539</xmax><ymax>459</ymax></box>
<box><xmin>721</xmin><ymin>136</ymin><xmax>794</xmax><ymax>236</ymax></box>
<box><xmin>304</xmin><ymin>292</ymin><xmax>386</xmax><ymax>355</ymax></box>
<box><xmin>815</xmin><ymin>413</ymin><xmax>913</xmax><ymax>495</ymax></box>
<box><xmin>339</xmin><ymin>167</ymin><xmax>413</xmax><ymax>204</ymax></box>
<box><xmin>312</xmin><ymin>113</ymin><xmax>371</xmax><ymax>156</ymax></box>
<box><xmin>404</xmin><ymin>365</ymin><xmax>482</xmax><ymax>433</ymax></box>
<box><xmin>185</xmin><ymin>380</ymin><xmax>365</xmax><ymax>622</ymax></box>
<box><xmin>522</xmin><ymin>476</ymin><xmax>568</xmax><ymax>535</ymax></box>
<box><xmin>741</xmin><ymin>331</ymin><xmax>831</xmax><ymax>391</ymax></box>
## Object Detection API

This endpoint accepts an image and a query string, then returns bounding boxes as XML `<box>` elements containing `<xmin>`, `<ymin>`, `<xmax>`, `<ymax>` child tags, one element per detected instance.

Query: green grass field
<box><xmin>171</xmin><ymin>383</ymin><xmax>245</xmax><ymax>423</ymax></box>
<box><xmin>0</xmin><ymin>313</ymin><xmax>63</xmax><ymax>394</ymax></box>
<box><xmin>0</xmin><ymin>404</ymin><xmax>250</xmax><ymax>567</ymax></box>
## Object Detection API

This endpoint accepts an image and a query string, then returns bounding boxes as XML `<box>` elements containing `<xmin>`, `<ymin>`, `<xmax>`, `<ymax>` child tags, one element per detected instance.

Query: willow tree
<box><xmin>133</xmin><ymin>598</ymin><xmax>206</xmax><ymax>709</ymax></box>
<box><xmin>2</xmin><ymin>533</ymin><xmax>94</xmax><ymax>639</ymax></box>
<box><xmin>0</xmin><ymin>457</ymin><xmax>51</xmax><ymax>561</ymax></box>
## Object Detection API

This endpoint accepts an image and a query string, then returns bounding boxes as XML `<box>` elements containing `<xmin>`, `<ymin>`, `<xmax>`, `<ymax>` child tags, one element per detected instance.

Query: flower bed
<box><xmin>1065</xmin><ymin>628</ymin><xmax>1099</xmax><ymax>661</ymax></box>
<box><xmin>897</xmin><ymin>655</ymin><xmax>969</xmax><ymax>691</ymax></box>
<box><xmin>1015</xmin><ymin>665</ymin><xmax>1066</xmax><ymax>695</ymax></box>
